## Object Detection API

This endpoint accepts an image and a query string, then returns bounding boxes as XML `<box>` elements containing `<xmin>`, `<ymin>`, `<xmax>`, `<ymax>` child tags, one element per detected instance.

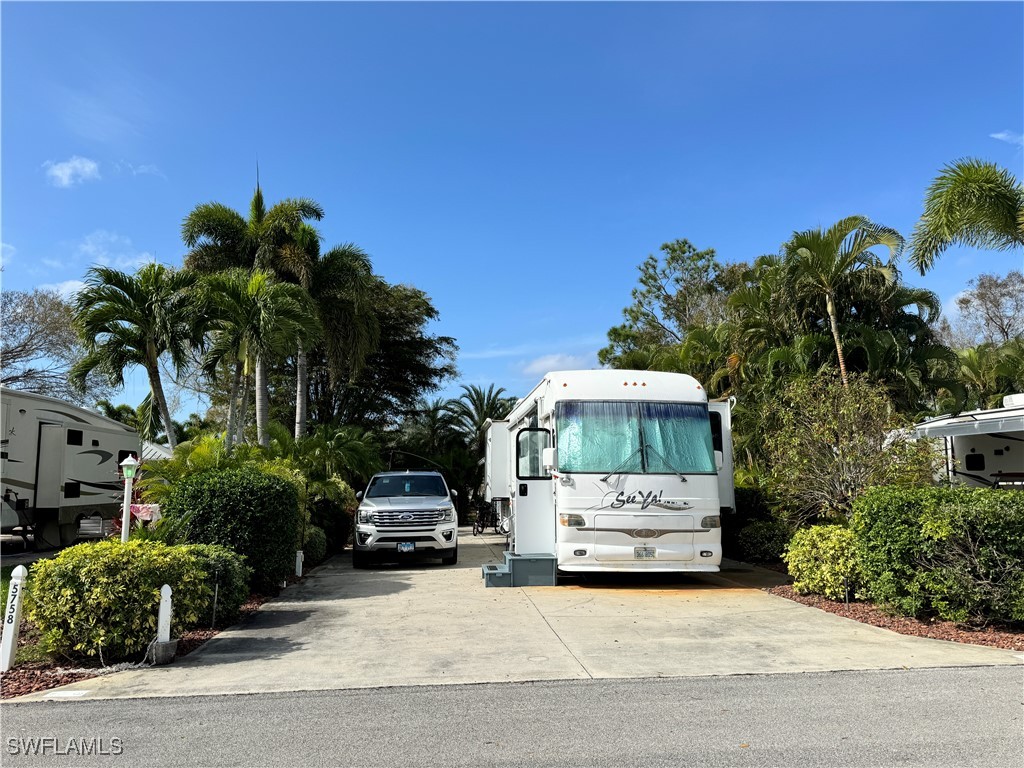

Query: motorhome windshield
<box><xmin>555</xmin><ymin>400</ymin><xmax>715</xmax><ymax>474</ymax></box>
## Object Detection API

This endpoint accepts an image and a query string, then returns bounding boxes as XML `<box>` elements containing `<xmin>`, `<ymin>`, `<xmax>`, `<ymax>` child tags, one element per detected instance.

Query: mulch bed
<box><xmin>766</xmin><ymin>584</ymin><xmax>1024</xmax><ymax>652</ymax></box>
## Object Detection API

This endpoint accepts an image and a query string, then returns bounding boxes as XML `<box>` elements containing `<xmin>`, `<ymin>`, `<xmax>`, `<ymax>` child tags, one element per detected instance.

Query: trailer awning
<box><xmin>913</xmin><ymin>407</ymin><xmax>1024</xmax><ymax>439</ymax></box>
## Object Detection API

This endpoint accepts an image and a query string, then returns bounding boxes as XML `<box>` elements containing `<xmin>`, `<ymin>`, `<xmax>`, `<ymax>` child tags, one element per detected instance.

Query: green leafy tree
<box><xmin>70</xmin><ymin>264</ymin><xmax>200</xmax><ymax>450</ymax></box>
<box><xmin>445</xmin><ymin>384</ymin><xmax>517</xmax><ymax>457</ymax></box>
<box><xmin>784</xmin><ymin>216</ymin><xmax>905</xmax><ymax>387</ymax></box>
<box><xmin>908</xmin><ymin>158</ymin><xmax>1024</xmax><ymax>274</ymax></box>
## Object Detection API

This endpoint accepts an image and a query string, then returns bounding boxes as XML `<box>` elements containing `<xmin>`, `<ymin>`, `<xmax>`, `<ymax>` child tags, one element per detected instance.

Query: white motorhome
<box><xmin>913</xmin><ymin>394</ymin><xmax>1024</xmax><ymax>489</ymax></box>
<box><xmin>1</xmin><ymin>388</ymin><xmax>140</xmax><ymax>547</ymax></box>
<box><xmin>482</xmin><ymin>370</ymin><xmax>733</xmax><ymax>586</ymax></box>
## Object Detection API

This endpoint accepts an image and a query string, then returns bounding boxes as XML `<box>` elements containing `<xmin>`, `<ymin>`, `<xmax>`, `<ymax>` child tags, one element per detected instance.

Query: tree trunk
<box><xmin>294</xmin><ymin>341</ymin><xmax>307</xmax><ymax>441</ymax></box>
<box><xmin>255</xmin><ymin>356</ymin><xmax>270</xmax><ymax>448</ymax></box>
<box><xmin>147</xmin><ymin>363</ymin><xmax>177</xmax><ymax>450</ymax></box>
<box><xmin>826</xmin><ymin>293</ymin><xmax>849</xmax><ymax>387</ymax></box>
<box><xmin>236</xmin><ymin>373</ymin><xmax>250</xmax><ymax>445</ymax></box>
<box><xmin>225</xmin><ymin>359</ymin><xmax>243</xmax><ymax>453</ymax></box>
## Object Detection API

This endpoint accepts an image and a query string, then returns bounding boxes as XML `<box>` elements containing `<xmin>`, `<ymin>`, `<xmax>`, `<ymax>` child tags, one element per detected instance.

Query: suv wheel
<box><xmin>352</xmin><ymin>548</ymin><xmax>371</xmax><ymax>570</ymax></box>
<box><xmin>441</xmin><ymin>544</ymin><xmax>458</xmax><ymax>566</ymax></box>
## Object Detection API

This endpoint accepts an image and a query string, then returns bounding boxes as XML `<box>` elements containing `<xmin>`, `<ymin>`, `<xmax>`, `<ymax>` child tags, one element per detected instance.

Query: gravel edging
<box><xmin>766</xmin><ymin>584</ymin><xmax>1024</xmax><ymax>652</ymax></box>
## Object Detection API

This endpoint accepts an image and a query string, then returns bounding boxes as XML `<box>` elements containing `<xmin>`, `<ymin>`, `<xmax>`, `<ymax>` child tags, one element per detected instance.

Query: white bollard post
<box><xmin>157</xmin><ymin>584</ymin><xmax>172</xmax><ymax>644</ymax></box>
<box><xmin>295</xmin><ymin>550</ymin><xmax>304</xmax><ymax>578</ymax></box>
<box><xmin>1</xmin><ymin>566</ymin><xmax>29</xmax><ymax>673</ymax></box>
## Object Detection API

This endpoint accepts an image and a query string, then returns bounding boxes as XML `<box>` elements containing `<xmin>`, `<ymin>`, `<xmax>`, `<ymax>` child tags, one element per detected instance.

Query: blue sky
<box><xmin>3</xmin><ymin>1</ymin><xmax>1022</xmax><ymax>416</ymax></box>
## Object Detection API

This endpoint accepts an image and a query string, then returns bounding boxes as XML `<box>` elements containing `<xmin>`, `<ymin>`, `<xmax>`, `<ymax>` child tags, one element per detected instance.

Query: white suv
<box><xmin>353</xmin><ymin>470</ymin><xmax>459</xmax><ymax>568</ymax></box>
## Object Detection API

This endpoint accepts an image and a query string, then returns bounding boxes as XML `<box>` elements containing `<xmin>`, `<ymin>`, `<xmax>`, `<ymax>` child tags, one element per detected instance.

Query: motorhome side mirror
<box><xmin>355</xmin><ymin>490</ymin><xmax>363</xmax><ymax>501</ymax></box>
<box><xmin>714</xmin><ymin>450</ymin><xmax>724</xmax><ymax>471</ymax></box>
<box><xmin>450</xmin><ymin>489</ymin><xmax>458</xmax><ymax>499</ymax></box>
<box><xmin>542</xmin><ymin>447</ymin><xmax>557</xmax><ymax>471</ymax></box>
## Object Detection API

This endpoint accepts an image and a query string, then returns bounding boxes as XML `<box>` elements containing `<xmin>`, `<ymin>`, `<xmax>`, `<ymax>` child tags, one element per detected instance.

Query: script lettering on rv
<box><xmin>604</xmin><ymin>490</ymin><xmax>692</xmax><ymax>511</ymax></box>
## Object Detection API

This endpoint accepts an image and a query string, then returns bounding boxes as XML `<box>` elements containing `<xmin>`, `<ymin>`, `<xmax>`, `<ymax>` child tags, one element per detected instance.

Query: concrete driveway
<box><xmin>16</xmin><ymin>530</ymin><xmax>1022</xmax><ymax>701</ymax></box>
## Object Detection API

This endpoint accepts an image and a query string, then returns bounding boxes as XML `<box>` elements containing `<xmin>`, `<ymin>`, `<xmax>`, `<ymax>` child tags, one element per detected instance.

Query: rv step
<box><xmin>481</xmin><ymin>563</ymin><xmax>512</xmax><ymax>588</ymax></box>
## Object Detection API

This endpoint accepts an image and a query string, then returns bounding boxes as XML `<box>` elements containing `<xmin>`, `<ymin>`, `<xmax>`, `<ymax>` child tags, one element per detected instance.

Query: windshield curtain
<box><xmin>556</xmin><ymin>401</ymin><xmax>715</xmax><ymax>474</ymax></box>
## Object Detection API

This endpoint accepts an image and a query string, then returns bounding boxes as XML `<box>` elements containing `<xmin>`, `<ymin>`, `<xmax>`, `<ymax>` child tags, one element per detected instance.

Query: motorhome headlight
<box><xmin>437</xmin><ymin>505</ymin><xmax>455</xmax><ymax>522</ymax></box>
<box><xmin>701</xmin><ymin>515</ymin><xmax>721</xmax><ymax>529</ymax></box>
<box><xmin>357</xmin><ymin>507</ymin><xmax>374</xmax><ymax>524</ymax></box>
<box><xmin>559</xmin><ymin>514</ymin><xmax>586</xmax><ymax>528</ymax></box>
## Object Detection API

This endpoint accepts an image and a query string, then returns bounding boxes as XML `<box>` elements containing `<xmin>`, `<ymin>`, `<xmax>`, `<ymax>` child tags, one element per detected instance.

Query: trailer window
<box><xmin>556</xmin><ymin>401</ymin><xmax>715</xmax><ymax>475</ymax></box>
<box><xmin>67</xmin><ymin>429</ymin><xmax>83</xmax><ymax>446</ymax></box>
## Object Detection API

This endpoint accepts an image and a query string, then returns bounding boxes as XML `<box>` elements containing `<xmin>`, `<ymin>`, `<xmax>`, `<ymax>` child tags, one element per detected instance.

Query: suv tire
<box><xmin>352</xmin><ymin>548</ymin><xmax>371</xmax><ymax>570</ymax></box>
<box><xmin>441</xmin><ymin>544</ymin><xmax>458</xmax><ymax>566</ymax></box>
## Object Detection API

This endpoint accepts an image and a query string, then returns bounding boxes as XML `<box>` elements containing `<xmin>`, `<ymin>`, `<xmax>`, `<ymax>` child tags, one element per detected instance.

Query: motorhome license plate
<box><xmin>634</xmin><ymin>547</ymin><xmax>656</xmax><ymax>560</ymax></box>
<box><xmin>398</xmin><ymin>542</ymin><xmax>415</xmax><ymax>553</ymax></box>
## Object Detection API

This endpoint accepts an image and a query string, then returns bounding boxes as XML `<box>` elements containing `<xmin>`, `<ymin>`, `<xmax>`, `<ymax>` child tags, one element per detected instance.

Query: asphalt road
<box><xmin>4</xmin><ymin>666</ymin><xmax>1022</xmax><ymax>768</ymax></box>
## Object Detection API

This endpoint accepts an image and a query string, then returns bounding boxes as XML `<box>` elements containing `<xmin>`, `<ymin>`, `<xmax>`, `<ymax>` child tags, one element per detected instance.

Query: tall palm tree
<box><xmin>784</xmin><ymin>216</ymin><xmax>905</xmax><ymax>387</ymax></box>
<box><xmin>908</xmin><ymin>158</ymin><xmax>1024</xmax><ymax>274</ymax></box>
<box><xmin>201</xmin><ymin>269</ymin><xmax>321</xmax><ymax>448</ymax></box>
<box><xmin>275</xmin><ymin>224</ymin><xmax>380</xmax><ymax>439</ymax></box>
<box><xmin>70</xmin><ymin>263</ymin><xmax>200</xmax><ymax>449</ymax></box>
<box><xmin>445</xmin><ymin>384</ymin><xmax>517</xmax><ymax>458</ymax></box>
<box><xmin>182</xmin><ymin>182</ymin><xmax>325</xmax><ymax>440</ymax></box>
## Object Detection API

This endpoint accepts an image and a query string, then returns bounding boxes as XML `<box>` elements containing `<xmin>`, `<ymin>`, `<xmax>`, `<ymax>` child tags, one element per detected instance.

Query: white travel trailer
<box><xmin>482</xmin><ymin>370</ymin><xmax>734</xmax><ymax>586</ymax></box>
<box><xmin>913</xmin><ymin>394</ymin><xmax>1024</xmax><ymax>489</ymax></box>
<box><xmin>1</xmin><ymin>388</ymin><xmax>140</xmax><ymax>547</ymax></box>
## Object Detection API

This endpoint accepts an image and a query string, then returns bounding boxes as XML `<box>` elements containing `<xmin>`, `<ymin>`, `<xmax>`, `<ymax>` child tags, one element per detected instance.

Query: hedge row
<box><xmin>785</xmin><ymin>487</ymin><xmax>1024</xmax><ymax>624</ymax></box>
<box><xmin>28</xmin><ymin>540</ymin><xmax>249</xmax><ymax>661</ymax></box>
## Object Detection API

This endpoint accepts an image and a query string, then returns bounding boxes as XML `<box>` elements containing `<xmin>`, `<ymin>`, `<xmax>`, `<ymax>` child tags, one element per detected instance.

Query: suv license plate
<box><xmin>634</xmin><ymin>547</ymin><xmax>656</xmax><ymax>560</ymax></box>
<box><xmin>397</xmin><ymin>542</ymin><xmax>415</xmax><ymax>553</ymax></box>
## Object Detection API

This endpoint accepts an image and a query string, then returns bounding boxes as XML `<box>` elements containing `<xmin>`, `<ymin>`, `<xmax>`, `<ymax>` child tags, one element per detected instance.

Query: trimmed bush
<box><xmin>162</xmin><ymin>465</ymin><xmax>300</xmax><ymax>592</ymax></box>
<box><xmin>303</xmin><ymin>525</ymin><xmax>328</xmax><ymax>567</ymax></box>
<box><xmin>310</xmin><ymin>497</ymin><xmax>352</xmax><ymax>554</ymax></box>
<box><xmin>181</xmin><ymin>544</ymin><xmax>251</xmax><ymax>627</ymax></box>
<box><xmin>784</xmin><ymin>525</ymin><xmax>862</xmax><ymax>600</ymax></box>
<box><xmin>723</xmin><ymin>486</ymin><xmax>772</xmax><ymax>560</ymax></box>
<box><xmin>852</xmin><ymin>487</ymin><xmax>1024</xmax><ymax>623</ymax></box>
<box><xmin>737</xmin><ymin>519</ymin><xmax>792</xmax><ymax>563</ymax></box>
<box><xmin>27</xmin><ymin>540</ymin><xmax>210</xmax><ymax>661</ymax></box>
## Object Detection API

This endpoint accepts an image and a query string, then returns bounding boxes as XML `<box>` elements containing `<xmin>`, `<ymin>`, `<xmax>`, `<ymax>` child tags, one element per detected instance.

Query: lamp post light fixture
<box><xmin>120</xmin><ymin>455</ymin><xmax>139</xmax><ymax>543</ymax></box>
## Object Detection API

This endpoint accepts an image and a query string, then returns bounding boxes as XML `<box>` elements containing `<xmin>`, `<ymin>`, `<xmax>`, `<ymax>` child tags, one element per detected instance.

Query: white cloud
<box><xmin>43</xmin><ymin>155</ymin><xmax>101</xmax><ymax>187</ymax></box>
<box><xmin>38</xmin><ymin>279</ymin><xmax>86</xmax><ymax>300</ymax></box>
<box><xmin>522</xmin><ymin>353</ymin><xmax>595</xmax><ymax>377</ymax></box>
<box><xmin>76</xmin><ymin>230</ymin><xmax>155</xmax><ymax>270</ymax></box>
<box><xmin>114</xmin><ymin>160</ymin><xmax>165</xmax><ymax>179</ymax></box>
<box><xmin>1</xmin><ymin>242</ymin><xmax>15</xmax><ymax>269</ymax></box>
<box><xmin>990</xmin><ymin>130</ymin><xmax>1024</xmax><ymax>147</ymax></box>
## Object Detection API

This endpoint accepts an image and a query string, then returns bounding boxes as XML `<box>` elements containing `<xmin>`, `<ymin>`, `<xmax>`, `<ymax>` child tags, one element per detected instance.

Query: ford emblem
<box><xmin>400</xmin><ymin>514</ymin><xmax>413</xmax><ymax>521</ymax></box>
<box><xmin>632</xmin><ymin>528</ymin><xmax>658</xmax><ymax>539</ymax></box>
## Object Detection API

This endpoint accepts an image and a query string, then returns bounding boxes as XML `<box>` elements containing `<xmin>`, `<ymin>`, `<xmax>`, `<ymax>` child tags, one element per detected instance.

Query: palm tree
<box><xmin>908</xmin><ymin>158</ymin><xmax>1024</xmax><ymax>274</ymax></box>
<box><xmin>71</xmin><ymin>264</ymin><xmax>200</xmax><ymax>450</ymax></box>
<box><xmin>201</xmin><ymin>269</ymin><xmax>320</xmax><ymax>448</ymax></box>
<box><xmin>445</xmin><ymin>384</ymin><xmax>517</xmax><ymax>458</ymax></box>
<box><xmin>275</xmin><ymin>224</ymin><xmax>380</xmax><ymax>439</ymax></box>
<box><xmin>182</xmin><ymin>182</ymin><xmax>325</xmax><ymax>441</ymax></box>
<box><xmin>784</xmin><ymin>216</ymin><xmax>905</xmax><ymax>387</ymax></box>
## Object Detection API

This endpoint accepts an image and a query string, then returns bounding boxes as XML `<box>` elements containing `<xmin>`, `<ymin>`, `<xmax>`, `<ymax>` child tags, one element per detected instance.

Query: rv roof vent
<box><xmin>1004</xmin><ymin>393</ymin><xmax>1024</xmax><ymax>408</ymax></box>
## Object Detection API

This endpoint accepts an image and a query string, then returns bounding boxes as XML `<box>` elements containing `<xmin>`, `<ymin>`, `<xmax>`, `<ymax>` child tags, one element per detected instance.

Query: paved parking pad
<box><xmin>15</xmin><ymin>531</ymin><xmax>1021</xmax><ymax>701</ymax></box>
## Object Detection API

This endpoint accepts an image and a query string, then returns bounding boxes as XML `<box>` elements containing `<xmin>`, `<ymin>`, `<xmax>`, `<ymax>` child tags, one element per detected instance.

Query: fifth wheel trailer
<box><xmin>1</xmin><ymin>388</ymin><xmax>140</xmax><ymax>547</ymax></box>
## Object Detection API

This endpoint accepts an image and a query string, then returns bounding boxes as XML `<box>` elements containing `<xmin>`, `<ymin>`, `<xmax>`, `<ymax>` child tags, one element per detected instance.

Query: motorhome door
<box><xmin>35</xmin><ymin>423</ymin><xmax>64</xmax><ymax>509</ymax></box>
<box><xmin>512</xmin><ymin>428</ymin><xmax>555</xmax><ymax>554</ymax></box>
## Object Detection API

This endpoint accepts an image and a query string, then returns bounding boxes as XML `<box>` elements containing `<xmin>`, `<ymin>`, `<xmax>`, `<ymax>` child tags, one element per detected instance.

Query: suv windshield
<box><xmin>366</xmin><ymin>474</ymin><xmax>448</xmax><ymax>498</ymax></box>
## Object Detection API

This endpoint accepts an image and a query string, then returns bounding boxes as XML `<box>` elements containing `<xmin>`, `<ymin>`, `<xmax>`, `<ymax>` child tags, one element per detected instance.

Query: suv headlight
<box><xmin>437</xmin><ymin>505</ymin><xmax>455</xmax><ymax>522</ymax></box>
<box><xmin>357</xmin><ymin>507</ymin><xmax>374</xmax><ymax>524</ymax></box>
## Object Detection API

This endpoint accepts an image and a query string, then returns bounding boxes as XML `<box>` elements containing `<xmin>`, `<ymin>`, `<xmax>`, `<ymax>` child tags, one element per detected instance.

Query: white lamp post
<box><xmin>120</xmin><ymin>455</ymin><xmax>139</xmax><ymax>543</ymax></box>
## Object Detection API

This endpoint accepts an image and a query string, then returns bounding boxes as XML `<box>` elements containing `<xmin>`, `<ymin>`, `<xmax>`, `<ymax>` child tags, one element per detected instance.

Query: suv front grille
<box><xmin>374</xmin><ymin>510</ymin><xmax>443</xmax><ymax>527</ymax></box>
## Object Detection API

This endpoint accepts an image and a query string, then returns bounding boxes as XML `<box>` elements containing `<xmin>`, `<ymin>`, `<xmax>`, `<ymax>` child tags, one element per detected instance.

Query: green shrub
<box><xmin>723</xmin><ymin>486</ymin><xmax>772</xmax><ymax>559</ymax></box>
<box><xmin>26</xmin><ymin>540</ymin><xmax>210</xmax><ymax>661</ymax></box>
<box><xmin>737</xmin><ymin>519</ymin><xmax>792</xmax><ymax>563</ymax></box>
<box><xmin>784</xmin><ymin>525</ymin><xmax>863</xmax><ymax>600</ymax></box>
<box><xmin>852</xmin><ymin>487</ymin><xmax>1024</xmax><ymax>623</ymax></box>
<box><xmin>303</xmin><ymin>525</ymin><xmax>328</xmax><ymax>567</ymax></box>
<box><xmin>162</xmin><ymin>465</ymin><xmax>300</xmax><ymax>592</ymax></box>
<box><xmin>310</xmin><ymin>497</ymin><xmax>352</xmax><ymax>554</ymax></box>
<box><xmin>180</xmin><ymin>544</ymin><xmax>251</xmax><ymax>627</ymax></box>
